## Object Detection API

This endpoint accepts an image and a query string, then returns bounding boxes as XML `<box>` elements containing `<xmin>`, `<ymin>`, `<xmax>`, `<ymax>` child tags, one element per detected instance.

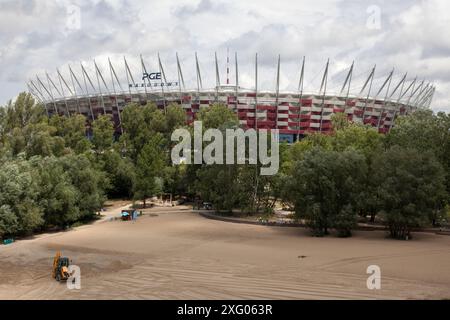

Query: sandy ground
<box><xmin>0</xmin><ymin>203</ymin><xmax>449</xmax><ymax>300</ymax></box>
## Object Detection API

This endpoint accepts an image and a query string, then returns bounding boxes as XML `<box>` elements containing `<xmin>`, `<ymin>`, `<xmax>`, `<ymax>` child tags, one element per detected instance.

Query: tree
<box><xmin>332</xmin><ymin>122</ymin><xmax>385</xmax><ymax>222</ymax></box>
<box><xmin>165</xmin><ymin>103</ymin><xmax>186</xmax><ymax>135</ymax></box>
<box><xmin>3</xmin><ymin>127</ymin><xmax>26</xmax><ymax>156</ymax></box>
<box><xmin>0</xmin><ymin>93</ymin><xmax>109</xmax><ymax>238</ymax></box>
<box><xmin>0</xmin><ymin>159</ymin><xmax>43</xmax><ymax>238</ymax></box>
<box><xmin>187</xmin><ymin>103</ymin><xmax>240</xmax><ymax>211</ymax></box>
<box><xmin>332</xmin><ymin>123</ymin><xmax>384</xmax><ymax>159</ymax></box>
<box><xmin>281</xmin><ymin>133</ymin><xmax>333</xmax><ymax>210</ymax></box>
<box><xmin>373</xmin><ymin>146</ymin><xmax>447</xmax><ymax>239</ymax></box>
<box><xmin>58</xmin><ymin>154</ymin><xmax>108</xmax><ymax>220</ymax></box>
<box><xmin>52</xmin><ymin>115</ymin><xmax>91</xmax><ymax>154</ymax></box>
<box><xmin>331</xmin><ymin>112</ymin><xmax>351</xmax><ymax>131</ymax></box>
<box><xmin>120</xmin><ymin>103</ymin><xmax>167</xmax><ymax>162</ymax></box>
<box><xmin>0</xmin><ymin>94</ymin><xmax>65</xmax><ymax>158</ymax></box>
<box><xmin>197</xmin><ymin>103</ymin><xmax>239</xmax><ymax>129</ymax></box>
<box><xmin>387</xmin><ymin>109</ymin><xmax>442</xmax><ymax>156</ymax></box>
<box><xmin>133</xmin><ymin>134</ymin><xmax>166</xmax><ymax>208</ymax></box>
<box><xmin>234</xmin><ymin>140</ymin><xmax>289</xmax><ymax>215</ymax></box>
<box><xmin>163</xmin><ymin>164</ymin><xmax>188</xmax><ymax>197</ymax></box>
<box><xmin>92</xmin><ymin>115</ymin><xmax>114</xmax><ymax>153</ymax></box>
<box><xmin>89</xmin><ymin>115</ymin><xmax>133</xmax><ymax>199</ymax></box>
<box><xmin>23</xmin><ymin>122</ymin><xmax>66</xmax><ymax>158</ymax></box>
<box><xmin>0</xmin><ymin>93</ymin><xmax>45</xmax><ymax>133</ymax></box>
<box><xmin>0</xmin><ymin>205</ymin><xmax>19</xmax><ymax>239</ymax></box>
<box><xmin>95</xmin><ymin>150</ymin><xmax>135</xmax><ymax>199</ymax></box>
<box><xmin>33</xmin><ymin>157</ymin><xmax>80</xmax><ymax>227</ymax></box>
<box><xmin>286</xmin><ymin>148</ymin><xmax>367</xmax><ymax>237</ymax></box>
<box><xmin>387</xmin><ymin>110</ymin><xmax>450</xmax><ymax>195</ymax></box>
<box><xmin>287</xmin><ymin>132</ymin><xmax>332</xmax><ymax>164</ymax></box>
<box><xmin>194</xmin><ymin>106</ymin><xmax>287</xmax><ymax>214</ymax></box>
<box><xmin>196</xmin><ymin>163</ymin><xmax>241</xmax><ymax>212</ymax></box>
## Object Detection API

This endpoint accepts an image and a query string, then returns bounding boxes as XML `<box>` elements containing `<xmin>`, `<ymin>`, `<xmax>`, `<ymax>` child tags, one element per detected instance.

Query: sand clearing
<box><xmin>0</xmin><ymin>203</ymin><xmax>449</xmax><ymax>300</ymax></box>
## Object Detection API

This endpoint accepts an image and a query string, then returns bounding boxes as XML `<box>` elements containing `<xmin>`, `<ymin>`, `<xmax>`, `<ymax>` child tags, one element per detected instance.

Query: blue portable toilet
<box><xmin>3</xmin><ymin>239</ymin><xmax>14</xmax><ymax>245</ymax></box>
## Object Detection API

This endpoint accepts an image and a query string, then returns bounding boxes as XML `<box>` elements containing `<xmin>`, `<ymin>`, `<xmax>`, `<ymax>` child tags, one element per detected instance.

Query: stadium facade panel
<box><xmin>27</xmin><ymin>54</ymin><xmax>435</xmax><ymax>142</ymax></box>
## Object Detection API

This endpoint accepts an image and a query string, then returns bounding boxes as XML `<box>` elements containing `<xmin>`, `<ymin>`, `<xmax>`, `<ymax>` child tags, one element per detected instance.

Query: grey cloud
<box><xmin>0</xmin><ymin>0</ymin><xmax>36</xmax><ymax>14</ymax></box>
<box><xmin>0</xmin><ymin>0</ymin><xmax>449</xmax><ymax>112</ymax></box>
<box><xmin>173</xmin><ymin>0</ymin><xmax>230</xmax><ymax>19</ymax></box>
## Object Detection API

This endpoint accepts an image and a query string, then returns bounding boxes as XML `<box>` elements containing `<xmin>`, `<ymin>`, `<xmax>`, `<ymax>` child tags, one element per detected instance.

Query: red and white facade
<box><xmin>27</xmin><ymin>54</ymin><xmax>435</xmax><ymax>141</ymax></box>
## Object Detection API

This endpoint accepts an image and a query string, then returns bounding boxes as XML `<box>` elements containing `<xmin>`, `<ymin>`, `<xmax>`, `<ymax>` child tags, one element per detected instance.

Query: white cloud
<box><xmin>0</xmin><ymin>0</ymin><xmax>448</xmax><ymax>111</ymax></box>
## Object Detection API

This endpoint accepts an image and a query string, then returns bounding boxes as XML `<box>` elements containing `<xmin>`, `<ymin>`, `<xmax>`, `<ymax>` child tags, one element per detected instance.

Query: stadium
<box><xmin>27</xmin><ymin>53</ymin><xmax>435</xmax><ymax>143</ymax></box>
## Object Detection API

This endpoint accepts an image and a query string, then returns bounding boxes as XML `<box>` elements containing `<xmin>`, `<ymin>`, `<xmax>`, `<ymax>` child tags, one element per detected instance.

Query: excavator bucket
<box><xmin>52</xmin><ymin>251</ymin><xmax>62</xmax><ymax>278</ymax></box>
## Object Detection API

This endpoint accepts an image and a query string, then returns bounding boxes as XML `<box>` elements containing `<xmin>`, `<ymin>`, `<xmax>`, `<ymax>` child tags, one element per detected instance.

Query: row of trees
<box><xmin>283</xmin><ymin>135</ymin><xmax>447</xmax><ymax>239</ymax></box>
<box><xmin>0</xmin><ymin>155</ymin><xmax>107</xmax><ymax>238</ymax></box>
<box><xmin>1</xmin><ymin>92</ymin><xmax>449</xmax><ymax>240</ymax></box>
<box><xmin>187</xmin><ymin>109</ymin><xmax>450</xmax><ymax>240</ymax></box>
<box><xmin>0</xmin><ymin>93</ymin><xmax>186</xmax><ymax>239</ymax></box>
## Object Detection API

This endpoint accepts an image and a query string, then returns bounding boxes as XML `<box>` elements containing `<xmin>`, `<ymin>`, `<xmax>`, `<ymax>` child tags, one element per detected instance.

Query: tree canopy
<box><xmin>0</xmin><ymin>92</ymin><xmax>448</xmax><ymax>241</ymax></box>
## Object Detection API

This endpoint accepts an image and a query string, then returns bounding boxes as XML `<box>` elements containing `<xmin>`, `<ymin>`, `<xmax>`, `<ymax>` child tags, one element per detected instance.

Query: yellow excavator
<box><xmin>52</xmin><ymin>251</ymin><xmax>71</xmax><ymax>282</ymax></box>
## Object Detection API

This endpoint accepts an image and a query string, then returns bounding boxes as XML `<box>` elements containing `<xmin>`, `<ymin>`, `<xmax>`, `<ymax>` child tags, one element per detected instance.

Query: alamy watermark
<box><xmin>67</xmin><ymin>265</ymin><xmax>81</xmax><ymax>290</ymax></box>
<box><xmin>64</xmin><ymin>2</ymin><xmax>81</xmax><ymax>36</ymax></box>
<box><xmin>171</xmin><ymin>121</ymin><xmax>280</xmax><ymax>176</ymax></box>
<box><xmin>366</xmin><ymin>5</ymin><xmax>382</xmax><ymax>30</ymax></box>
<box><xmin>366</xmin><ymin>265</ymin><xmax>381</xmax><ymax>290</ymax></box>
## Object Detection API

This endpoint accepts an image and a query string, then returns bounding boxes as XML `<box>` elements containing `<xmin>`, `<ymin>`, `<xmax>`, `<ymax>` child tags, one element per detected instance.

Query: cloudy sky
<box><xmin>0</xmin><ymin>0</ymin><xmax>449</xmax><ymax>111</ymax></box>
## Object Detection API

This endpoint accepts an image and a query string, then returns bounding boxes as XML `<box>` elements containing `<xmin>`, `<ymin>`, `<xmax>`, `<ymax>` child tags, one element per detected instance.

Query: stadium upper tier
<box><xmin>27</xmin><ymin>54</ymin><xmax>435</xmax><ymax>139</ymax></box>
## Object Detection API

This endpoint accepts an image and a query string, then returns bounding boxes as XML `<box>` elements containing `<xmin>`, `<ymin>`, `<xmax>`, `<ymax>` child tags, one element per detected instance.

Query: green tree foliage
<box><xmin>88</xmin><ymin>115</ymin><xmax>135</xmax><ymax>199</ymax></box>
<box><xmin>0</xmin><ymin>93</ymin><xmax>111</xmax><ymax>238</ymax></box>
<box><xmin>286</xmin><ymin>132</ymin><xmax>332</xmax><ymax>165</ymax></box>
<box><xmin>0</xmin><ymin>93</ymin><xmax>45</xmax><ymax>133</ymax></box>
<box><xmin>332</xmin><ymin>123</ymin><xmax>384</xmax><ymax>158</ymax></box>
<box><xmin>387</xmin><ymin>110</ymin><xmax>443</xmax><ymax>155</ymax></box>
<box><xmin>287</xmin><ymin>148</ymin><xmax>367</xmax><ymax>237</ymax></box>
<box><xmin>51</xmin><ymin>115</ymin><xmax>91</xmax><ymax>154</ymax></box>
<box><xmin>194</xmin><ymin>105</ymin><xmax>289</xmax><ymax>214</ymax></box>
<box><xmin>0</xmin><ymin>94</ymin><xmax>65</xmax><ymax>158</ymax></box>
<box><xmin>197</xmin><ymin>103</ymin><xmax>239</xmax><ymax>129</ymax></box>
<box><xmin>33</xmin><ymin>157</ymin><xmax>80</xmax><ymax>227</ymax></box>
<box><xmin>186</xmin><ymin>103</ymin><xmax>240</xmax><ymax>211</ymax></box>
<box><xmin>59</xmin><ymin>154</ymin><xmax>108</xmax><ymax>220</ymax></box>
<box><xmin>120</xmin><ymin>103</ymin><xmax>167</xmax><ymax>162</ymax></box>
<box><xmin>331</xmin><ymin>112</ymin><xmax>351</xmax><ymax>131</ymax></box>
<box><xmin>387</xmin><ymin>109</ymin><xmax>450</xmax><ymax>193</ymax></box>
<box><xmin>23</xmin><ymin>122</ymin><xmax>66</xmax><ymax>158</ymax></box>
<box><xmin>92</xmin><ymin>115</ymin><xmax>114</xmax><ymax>153</ymax></box>
<box><xmin>94</xmin><ymin>150</ymin><xmax>135</xmax><ymax>199</ymax></box>
<box><xmin>165</xmin><ymin>103</ymin><xmax>187</xmax><ymax>135</ymax></box>
<box><xmin>163</xmin><ymin>164</ymin><xmax>188</xmax><ymax>197</ymax></box>
<box><xmin>373</xmin><ymin>146</ymin><xmax>447</xmax><ymax>239</ymax></box>
<box><xmin>196</xmin><ymin>164</ymin><xmax>241</xmax><ymax>212</ymax></box>
<box><xmin>192</xmin><ymin>105</ymin><xmax>284</xmax><ymax>214</ymax></box>
<box><xmin>1</xmin><ymin>91</ymin><xmax>449</xmax><ymax>242</ymax></box>
<box><xmin>237</xmin><ymin>165</ymin><xmax>277</xmax><ymax>214</ymax></box>
<box><xmin>0</xmin><ymin>154</ymin><xmax>109</xmax><ymax>237</ymax></box>
<box><xmin>134</xmin><ymin>134</ymin><xmax>166</xmax><ymax>208</ymax></box>
<box><xmin>331</xmin><ymin>120</ymin><xmax>385</xmax><ymax>222</ymax></box>
<box><xmin>0</xmin><ymin>159</ymin><xmax>43</xmax><ymax>238</ymax></box>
